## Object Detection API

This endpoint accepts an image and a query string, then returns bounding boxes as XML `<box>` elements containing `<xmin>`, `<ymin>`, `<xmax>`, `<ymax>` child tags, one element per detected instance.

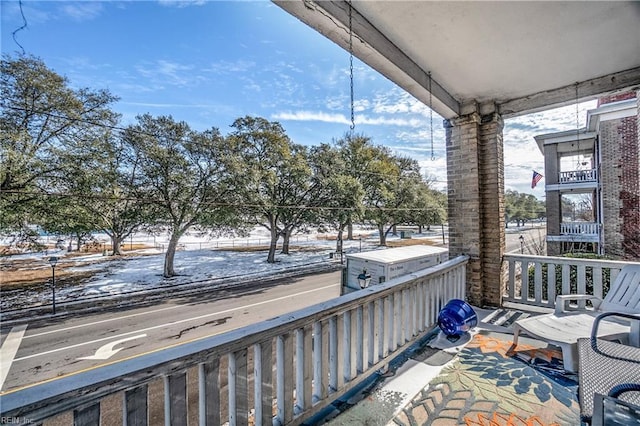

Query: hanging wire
<box><xmin>575</xmin><ymin>82</ymin><xmax>581</xmax><ymax>168</ymax></box>
<box><xmin>12</xmin><ymin>0</ymin><xmax>28</xmax><ymax>55</ymax></box>
<box><xmin>348</xmin><ymin>0</ymin><xmax>355</xmax><ymax>132</ymax></box>
<box><xmin>428</xmin><ymin>72</ymin><xmax>435</xmax><ymax>161</ymax></box>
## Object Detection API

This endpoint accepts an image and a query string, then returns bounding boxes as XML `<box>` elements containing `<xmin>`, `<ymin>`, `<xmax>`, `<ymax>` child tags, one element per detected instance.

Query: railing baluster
<box><xmin>546</xmin><ymin>263</ymin><xmax>556</xmax><ymax>306</ymax></box>
<box><xmin>409</xmin><ymin>286</ymin><xmax>416</xmax><ymax>337</ymax></box>
<box><xmin>404</xmin><ymin>288</ymin><xmax>416</xmax><ymax>342</ymax></box>
<box><xmin>320</xmin><ymin>320</ymin><xmax>330</xmax><ymax>399</ymax></box>
<box><xmin>562</xmin><ymin>264</ymin><xmax>571</xmax><ymax>296</ymax></box>
<box><xmin>357</xmin><ymin>305</ymin><xmax>365</xmax><ymax>374</ymax></box>
<box><xmin>388</xmin><ymin>293</ymin><xmax>396</xmax><ymax>351</ymax></box>
<box><xmin>312</xmin><ymin>321</ymin><xmax>322</xmax><ymax>404</ymax></box>
<box><xmin>414</xmin><ymin>284</ymin><xmax>421</xmax><ymax>334</ymax></box>
<box><xmin>577</xmin><ymin>264</ymin><xmax>587</xmax><ymax>309</ymax></box>
<box><xmin>376</xmin><ymin>298</ymin><xmax>385</xmax><ymax>360</ymax></box>
<box><xmin>383</xmin><ymin>295</ymin><xmax>391</xmax><ymax>357</ymax></box>
<box><xmin>417</xmin><ymin>282</ymin><xmax>425</xmax><ymax>331</ymax></box>
<box><xmin>74</xmin><ymin>403</ymin><xmax>100</xmax><ymax>426</ymax></box>
<box><xmin>534</xmin><ymin>262</ymin><xmax>543</xmax><ymax>303</ymax></box>
<box><xmin>229</xmin><ymin>349</ymin><xmax>248</xmax><ymax>426</ymax></box>
<box><xmin>431</xmin><ymin>278</ymin><xmax>438</xmax><ymax>325</ymax></box>
<box><xmin>295</xmin><ymin>326</ymin><xmax>313</xmax><ymax>413</ymax></box>
<box><xmin>198</xmin><ymin>357</ymin><xmax>220</xmax><ymax>426</ymax></box>
<box><xmin>396</xmin><ymin>292</ymin><xmax>404</xmax><ymax>348</ymax></box>
<box><xmin>165</xmin><ymin>372</ymin><xmax>187</xmax><ymax>426</ymax></box>
<box><xmin>367</xmin><ymin>301</ymin><xmax>375</xmax><ymax>367</ymax></box>
<box><xmin>593</xmin><ymin>266</ymin><xmax>603</xmax><ymax>300</ymax></box>
<box><xmin>276</xmin><ymin>333</ymin><xmax>294</xmax><ymax>424</ymax></box>
<box><xmin>254</xmin><ymin>340</ymin><xmax>272</xmax><ymax>426</ymax></box>
<box><xmin>507</xmin><ymin>259</ymin><xmax>516</xmax><ymax>300</ymax></box>
<box><xmin>124</xmin><ymin>384</ymin><xmax>148</xmax><ymax>426</ymax></box>
<box><xmin>520</xmin><ymin>261</ymin><xmax>530</xmax><ymax>303</ymax></box>
<box><xmin>336</xmin><ymin>313</ymin><xmax>345</xmax><ymax>389</ymax></box>
<box><xmin>342</xmin><ymin>310</ymin><xmax>352</xmax><ymax>383</ymax></box>
<box><xmin>328</xmin><ymin>316</ymin><xmax>338</xmax><ymax>393</ymax></box>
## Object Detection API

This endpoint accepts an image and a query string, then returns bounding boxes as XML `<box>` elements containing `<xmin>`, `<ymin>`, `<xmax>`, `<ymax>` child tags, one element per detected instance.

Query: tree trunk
<box><xmin>418</xmin><ymin>225</ymin><xmax>423</xmax><ymax>233</ymax></box>
<box><xmin>281</xmin><ymin>229</ymin><xmax>290</xmax><ymax>254</ymax></box>
<box><xmin>267</xmin><ymin>218</ymin><xmax>278</xmax><ymax>263</ymax></box>
<box><xmin>164</xmin><ymin>233</ymin><xmax>180</xmax><ymax>277</ymax></box>
<box><xmin>392</xmin><ymin>225</ymin><xmax>397</xmax><ymax>236</ymax></box>
<box><xmin>111</xmin><ymin>234</ymin><xmax>123</xmax><ymax>256</ymax></box>
<box><xmin>347</xmin><ymin>219</ymin><xmax>353</xmax><ymax>240</ymax></box>
<box><xmin>336</xmin><ymin>226</ymin><xmax>344</xmax><ymax>254</ymax></box>
<box><xmin>378</xmin><ymin>223</ymin><xmax>386</xmax><ymax>246</ymax></box>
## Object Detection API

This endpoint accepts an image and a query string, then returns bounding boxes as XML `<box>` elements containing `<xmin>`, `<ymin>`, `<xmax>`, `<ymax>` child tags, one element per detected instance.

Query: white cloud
<box><xmin>122</xmin><ymin>101</ymin><xmax>223</xmax><ymax>109</ymax></box>
<box><xmin>60</xmin><ymin>2</ymin><xmax>104</xmax><ymax>21</ymax></box>
<box><xmin>357</xmin><ymin>114</ymin><xmax>424</xmax><ymax>127</ymax></box>
<box><xmin>157</xmin><ymin>0</ymin><xmax>207</xmax><ymax>8</ymax></box>
<box><xmin>205</xmin><ymin>60</ymin><xmax>256</xmax><ymax>75</ymax></box>
<box><xmin>135</xmin><ymin>60</ymin><xmax>197</xmax><ymax>87</ymax></box>
<box><xmin>272</xmin><ymin>111</ymin><xmax>350</xmax><ymax>125</ymax></box>
<box><xmin>272</xmin><ymin>110</ymin><xmax>431</xmax><ymax>128</ymax></box>
<box><xmin>371</xmin><ymin>90</ymin><xmax>430</xmax><ymax>116</ymax></box>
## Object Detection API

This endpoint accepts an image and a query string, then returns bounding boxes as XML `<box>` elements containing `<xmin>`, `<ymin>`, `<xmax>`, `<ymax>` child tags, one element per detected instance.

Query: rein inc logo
<box><xmin>1</xmin><ymin>418</ymin><xmax>34</xmax><ymax>424</ymax></box>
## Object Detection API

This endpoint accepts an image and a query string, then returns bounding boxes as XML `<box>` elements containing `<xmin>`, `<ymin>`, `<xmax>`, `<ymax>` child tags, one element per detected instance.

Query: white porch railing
<box><xmin>559</xmin><ymin>168</ymin><xmax>597</xmax><ymax>183</ymax></box>
<box><xmin>560</xmin><ymin>222</ymin><xmax>600</xmax><ymax>236</ymax></box>
<box><xmin>504</xmin><ymin>254</ymin><xmax>637</xmax><ymax>310</ymax></box>
<box><xmin>1</xmin><ymin>256</ymin><xmax>469</xmax><ymax>426</ymax></box>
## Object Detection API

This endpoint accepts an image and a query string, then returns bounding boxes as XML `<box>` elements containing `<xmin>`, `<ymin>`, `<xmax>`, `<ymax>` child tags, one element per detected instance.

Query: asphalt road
<box><xmin>0</xmin><ymin>270</ymin><xmax>342</xmax><ymax>394</ymax></box>
<box><xmin>506</xmin><ymin>225</ymin><xmax>547</xmax><ymax>253</ymax></box>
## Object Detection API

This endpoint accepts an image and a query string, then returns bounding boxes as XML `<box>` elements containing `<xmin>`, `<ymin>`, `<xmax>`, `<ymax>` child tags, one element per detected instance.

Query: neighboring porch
<box><xmin>2</xmin><ymin>255</ymin><xmax>638</xmax><ymax>425</ymax></box>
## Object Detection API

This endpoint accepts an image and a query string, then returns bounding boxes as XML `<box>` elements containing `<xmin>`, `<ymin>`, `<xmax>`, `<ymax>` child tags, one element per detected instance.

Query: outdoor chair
<box><xmin>577</xmin><ymin>312</ymin><xmax>640</xmax><ymax>424</ymax></box>
<box><xmin>512</xmin><ymin>264</ymin><xmax>640</xmax><ymax>372</ymax></box>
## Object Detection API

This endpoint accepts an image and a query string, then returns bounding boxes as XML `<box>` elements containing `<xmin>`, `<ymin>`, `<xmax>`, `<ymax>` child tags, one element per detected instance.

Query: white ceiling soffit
<box><xmin>274</xmin><ymin>1</ymin><xmax>640</xmax><ymax>119</ymax></box>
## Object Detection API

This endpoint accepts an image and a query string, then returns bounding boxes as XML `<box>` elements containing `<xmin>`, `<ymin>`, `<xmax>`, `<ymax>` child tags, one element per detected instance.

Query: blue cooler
<box><xmin>437</xmin><ymin>299</ymin><xmax>477</xmax><ymax>336</ymax></box>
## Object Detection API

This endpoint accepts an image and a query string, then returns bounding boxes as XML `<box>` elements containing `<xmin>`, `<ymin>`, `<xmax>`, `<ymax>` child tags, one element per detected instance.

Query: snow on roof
<box><xmin>346</xmin><ymin>245</ymin><xmax>448</xmax><ymax>264</ymax></box>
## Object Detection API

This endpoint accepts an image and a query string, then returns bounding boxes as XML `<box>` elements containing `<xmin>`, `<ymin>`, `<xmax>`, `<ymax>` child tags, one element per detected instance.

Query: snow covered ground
<box><xmin>1</xmin><ymin>227</ymin><xmax>447</xmax><ymax>312</ymax></box>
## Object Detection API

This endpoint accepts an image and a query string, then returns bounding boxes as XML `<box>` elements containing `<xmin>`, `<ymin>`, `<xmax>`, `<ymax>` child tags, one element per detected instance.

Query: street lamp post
<box><xmin>48</xmin><ymin>256</ymin><xmax>59</xmax><ymax>314</ymax></box>
<box><xmin>519</xmin><ymin>235</ymin><xmax>525</xmax><ymax>254</ymax></box>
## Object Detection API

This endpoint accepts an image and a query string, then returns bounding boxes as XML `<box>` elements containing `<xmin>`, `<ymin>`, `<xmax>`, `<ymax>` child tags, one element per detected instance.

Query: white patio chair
<box><xmin>512</xmin><ymin>264</ymin><xmax>640</xmax><ymax>372</ymax></box>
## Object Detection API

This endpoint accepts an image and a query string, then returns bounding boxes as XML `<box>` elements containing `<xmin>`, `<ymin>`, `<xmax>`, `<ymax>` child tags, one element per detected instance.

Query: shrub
<box><xmin>527</xmin><ymin>253</ymin><xmax>612</xmax><ymax>301</ymax></box>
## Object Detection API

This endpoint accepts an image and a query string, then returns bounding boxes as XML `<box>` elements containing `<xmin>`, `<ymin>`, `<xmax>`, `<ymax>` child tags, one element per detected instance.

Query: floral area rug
<box><xmin>391</xmin><ymin>332</ymin><xmax>580</xmax><ymax>426</ymax></box>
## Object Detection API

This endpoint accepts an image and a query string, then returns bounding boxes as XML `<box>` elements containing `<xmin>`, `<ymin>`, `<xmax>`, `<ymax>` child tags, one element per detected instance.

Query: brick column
<box><xmin>546</xmin><ymin>191</ymin><xmax>563</xmax><ymax>256</ymax></box>
<box><xmin>445</xmin><ymin>108</ymin><xmax>506</xmax><ymax>307</ymax></box>
<box><xmin>478</xmin><ymin>112</ymin><xmax>507</xmax><ymax>305</ymax></box>
<box><xmin>599</xmin><ymin>94</ymin><xmax>640</xmax><ymax>259</ymax></box>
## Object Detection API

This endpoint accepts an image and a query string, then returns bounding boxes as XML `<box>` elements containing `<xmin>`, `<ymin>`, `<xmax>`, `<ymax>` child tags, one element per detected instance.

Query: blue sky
<box><xmin>1</xmin><ymin>0</ymin><xmax>596</xmax><ymax>194</ymax></box>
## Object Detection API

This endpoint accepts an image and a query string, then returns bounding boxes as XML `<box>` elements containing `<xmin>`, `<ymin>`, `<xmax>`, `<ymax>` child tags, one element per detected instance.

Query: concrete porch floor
<box><xmin>313</xmin><ymin>307</ymin><xmax>570</xmax><ymax>426</ymax></box>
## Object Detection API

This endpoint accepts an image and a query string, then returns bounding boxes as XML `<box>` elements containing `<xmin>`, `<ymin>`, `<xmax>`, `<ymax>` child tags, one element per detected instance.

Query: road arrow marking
<box><xmin>0</xmin><ymin>324</ymin><xmax>28</xmax><ymax>389</ymax></box>
<box><xmin>77</xmin><ymin>334</ymin><xmax>147</xmax><ymax>360</ymax></box>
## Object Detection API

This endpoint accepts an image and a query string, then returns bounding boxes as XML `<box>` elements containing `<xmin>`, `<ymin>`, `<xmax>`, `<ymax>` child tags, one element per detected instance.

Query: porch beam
<box><xmin>499</xmin><ymin>67</ymin><xmax>640</xmax><ymax>118</ymax></box>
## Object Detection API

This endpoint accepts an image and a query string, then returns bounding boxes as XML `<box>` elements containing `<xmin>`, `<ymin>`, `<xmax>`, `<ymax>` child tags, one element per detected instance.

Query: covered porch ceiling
<box><xmin>274</xmin><ymin>1</ymin><xmax>640</xmax><ymax>120</ymax></box>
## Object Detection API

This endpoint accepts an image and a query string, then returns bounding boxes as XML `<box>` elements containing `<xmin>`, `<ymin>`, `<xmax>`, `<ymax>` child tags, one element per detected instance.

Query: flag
<box><xmin>531</xmin><ymin>170</ymin><xmax>543</xmax><ymax>189</ymax></box>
